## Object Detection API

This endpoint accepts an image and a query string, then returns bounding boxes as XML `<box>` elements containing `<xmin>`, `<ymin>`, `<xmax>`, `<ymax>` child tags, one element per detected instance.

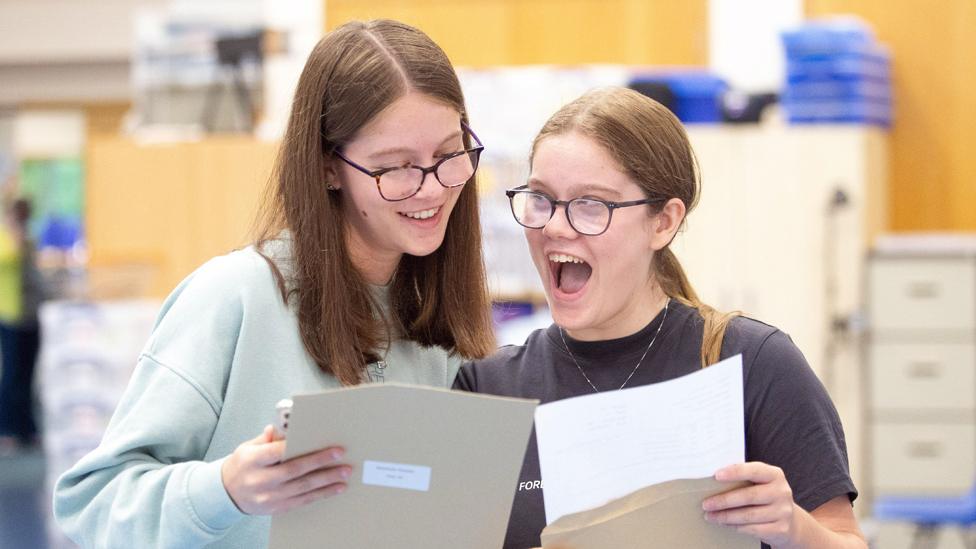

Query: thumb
<box><xmin>242</xmin><ymin>425</ymin><xmax>276</xmax><ymax>446</ymax></box>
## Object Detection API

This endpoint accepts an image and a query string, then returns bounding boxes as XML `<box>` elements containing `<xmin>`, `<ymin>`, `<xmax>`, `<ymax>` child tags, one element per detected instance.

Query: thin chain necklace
<box><xmin>559</xmin><ymin>298</ymin><xmax>670</xmax><ymax>393</ymax></box>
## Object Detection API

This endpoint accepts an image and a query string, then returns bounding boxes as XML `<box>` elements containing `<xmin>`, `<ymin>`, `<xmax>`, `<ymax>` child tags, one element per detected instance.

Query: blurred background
<box><xmin>0</xmin><ymin>0</ymin><xmax>974</xmax><ymax>547</ymax></box>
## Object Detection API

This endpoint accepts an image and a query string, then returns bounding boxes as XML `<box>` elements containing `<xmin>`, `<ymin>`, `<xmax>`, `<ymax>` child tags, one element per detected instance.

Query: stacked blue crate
<box><xmin>628</xmin><ymin>71</ymin><xmax>729</xmax><ymax>123</ymax></box>
<box><xmin>781</xmin><ymin>18</ymin><xmax>892</xmax><ymax>127</ymax></box>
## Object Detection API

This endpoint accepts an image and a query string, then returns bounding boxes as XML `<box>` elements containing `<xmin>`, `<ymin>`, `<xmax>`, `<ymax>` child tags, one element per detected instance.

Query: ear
<box><xmin>324</xmin><ymin>160</ymin><xmax>341</xmax><ymax>191</ymax></box>
<box><xmin>649</xmin><ymin>198</ymin><xmax>686</xmax><ymax>251</ymax></box>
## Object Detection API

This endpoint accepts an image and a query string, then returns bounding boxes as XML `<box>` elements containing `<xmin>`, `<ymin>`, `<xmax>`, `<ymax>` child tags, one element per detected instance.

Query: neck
<box><xmin>345</xmin><ymin>230</ymin><xmax>400</xmax><ymax>286</ymax></box>
<box><xmin>564</xmin><ymin>281</ymin><xmax>670</xmax><ymax>341</ymax></box>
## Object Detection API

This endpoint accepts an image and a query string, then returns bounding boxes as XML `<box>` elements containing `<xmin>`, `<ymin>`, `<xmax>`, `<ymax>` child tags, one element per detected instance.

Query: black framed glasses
<box><xmin>333</xmin><ymin>122</ymin><xmax>484</xmax><ymax>202</ymax></box>
<box><xmin>505</xmin><ymin>185</ymin><xmax>666</xmax><ymax>236</ymax></box>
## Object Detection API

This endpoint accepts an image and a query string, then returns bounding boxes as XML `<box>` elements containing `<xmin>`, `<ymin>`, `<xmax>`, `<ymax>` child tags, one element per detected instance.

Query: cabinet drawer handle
<box><xmin>907</xmin><ymin>361</ymin><xmax>942</xmax><ymax>379</ymax></box>
<box><xmin>906</xmin><ymin>281</ymin><xmax>941</xmax><ymax>299</ymax></box>
<box><xmin>906</xmin><ymin>441</ymin><xmax>942</xmax><ymax>459</ymax></box>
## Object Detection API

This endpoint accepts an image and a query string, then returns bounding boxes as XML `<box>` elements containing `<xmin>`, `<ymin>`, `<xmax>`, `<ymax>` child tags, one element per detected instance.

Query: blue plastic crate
<box><xmin>781</xmin><ymin>17</ymin><xmax>875</xmax><ymax>57</ymax></box>
<box><xmin>783</xmin><ymin>79</ymin><xmax>891</xmax><ymax>102</ymax></box>
<box><xmin>787</xmin><ymin>47</ymin><xmax>891</xmax><ymax>83</ymax></box>
<box><xmin>628</xmin><ymin>72</ymin><xmax>728</xmax><ymax>123</ymax></box>
<box><xmin>783</xmin><ymin>98</ymin><xmax>892</xmax><ymax>127</ymax></box>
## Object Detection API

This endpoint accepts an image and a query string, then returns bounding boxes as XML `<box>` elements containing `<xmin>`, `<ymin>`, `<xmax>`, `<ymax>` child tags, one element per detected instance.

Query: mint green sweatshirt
<box><xmin>53</xmin><ymin>241</ymin><xmax>464</xmax><ymax>548</ymax></box>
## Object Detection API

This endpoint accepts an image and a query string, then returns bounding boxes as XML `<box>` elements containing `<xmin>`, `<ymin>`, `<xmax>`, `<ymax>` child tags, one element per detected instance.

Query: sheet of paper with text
<box><xmin>535</xmin><ymin>354</ymin><xmax>745</xmax><ymax>524</ymax></box>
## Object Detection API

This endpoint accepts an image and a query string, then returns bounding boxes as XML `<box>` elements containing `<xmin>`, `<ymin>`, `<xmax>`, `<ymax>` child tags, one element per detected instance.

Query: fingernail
<box><xmin>340</xmin><ymin>467</ymin><xmax>351</xmax><ymax>479</ymax></box>
<box><xmin>330</xmin><ymin>449</ymin><xmax>343</xmax><ymax>460</ymax></box>
<box><xmin>335</xmin><ymin>484</ymin><xmax>346</xmax><ymax>494</ymax></box>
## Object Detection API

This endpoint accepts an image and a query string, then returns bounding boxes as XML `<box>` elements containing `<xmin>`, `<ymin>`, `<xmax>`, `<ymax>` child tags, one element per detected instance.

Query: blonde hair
<box><xmin>254</xmin><ymin>20</ymin><xmax>495</xmax><ymax>385</ymax></box>
<box><xmin>531</xmin><ymin>87</ymin><xmax>737</xmax><ymax>367</ymax></box>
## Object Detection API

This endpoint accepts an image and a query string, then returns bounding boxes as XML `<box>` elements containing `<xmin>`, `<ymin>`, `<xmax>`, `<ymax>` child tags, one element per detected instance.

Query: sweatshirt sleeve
<box><xmin>53</xmin><ymin>254</ymin><xmax>250</xmax><ymax>548</ymax></box>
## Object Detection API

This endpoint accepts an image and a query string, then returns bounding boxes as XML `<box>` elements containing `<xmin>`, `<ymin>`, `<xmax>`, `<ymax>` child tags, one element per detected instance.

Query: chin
<box><xmin>548</xmin><ymin>305</ymin><xmax>589</xmax><ymax>333</ymax></box>
<box><xmin>405</xmin><ymin>239</ymin><xmax>445</xmax><ymax>258</ymax></box>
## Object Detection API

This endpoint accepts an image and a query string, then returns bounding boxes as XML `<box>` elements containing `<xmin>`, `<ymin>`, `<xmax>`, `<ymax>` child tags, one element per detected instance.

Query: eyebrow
<box><xmin>527</xmin><ymin>178</ymin><xmax>624</xmax><ymax>200</ymax></box>
<box><xmin>366</xmin><ymin>130</ymin><xmax>463</xmax><ymax>160</ymax></box>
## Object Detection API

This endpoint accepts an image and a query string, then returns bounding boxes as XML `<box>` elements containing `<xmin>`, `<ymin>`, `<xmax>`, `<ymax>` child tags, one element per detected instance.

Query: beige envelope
<box><xmin>268</xmin><ymin>383</ymin><xmax>537</xmax><ymax>549</ymax></box>
<box><xmin>541</xmin><ymin>477</ymin><xmax>758</xmax><ymax>549</ymax></box>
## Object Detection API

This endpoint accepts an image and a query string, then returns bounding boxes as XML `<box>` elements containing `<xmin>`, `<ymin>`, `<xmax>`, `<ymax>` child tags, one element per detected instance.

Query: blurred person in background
<box><xmin>0</xmin><ymin>197</ymin><xmax>45</xmax><ymax>456</ymax></box>
<box><xmin>456</xmin><ymin>87</ymin><xmax>866</xmax><ymax>549</ymax></box>
<box><xmin>54</xmin><ymin>19</ymin><xmax>494</xmax><ymax>548</ymax></box>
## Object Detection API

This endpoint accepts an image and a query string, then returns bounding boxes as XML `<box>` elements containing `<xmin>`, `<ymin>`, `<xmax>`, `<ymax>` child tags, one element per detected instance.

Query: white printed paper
<box><xmin>535</xmin><ymin>354</ymin><xmax>745</xmax><ymax>524</ymax></box>
<box><xmin>362</xmin><ymin>460</ymin><xmax>432</xmax><ymax>492</ymax></box>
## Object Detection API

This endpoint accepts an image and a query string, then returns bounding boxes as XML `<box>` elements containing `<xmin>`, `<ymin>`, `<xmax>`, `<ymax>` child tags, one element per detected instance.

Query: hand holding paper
<box><xmin>535</xmin><ymin>355</ymin><xmax>756</xmax><ymax>549</ymax></box>
<box><xmin>703</xmin><ymin>461</ymin><xmax>798</xmax><ymax>544</ymax></box>
<box><xmin>535</xmin><ymin>354</ymin><xmax>746</xmax><ymax>524</ymax></box>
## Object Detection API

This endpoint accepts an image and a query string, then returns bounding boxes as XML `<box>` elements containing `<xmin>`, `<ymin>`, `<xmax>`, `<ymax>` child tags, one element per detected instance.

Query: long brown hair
<box><xmin>253</xmin><ymin>19</ymin><xmax>495</xmax><ymax>385</ymax></box>
<box><xmin>531</xmin><ymin>87</ymin><xmax>737</xmax><ymax>367</ymax></box>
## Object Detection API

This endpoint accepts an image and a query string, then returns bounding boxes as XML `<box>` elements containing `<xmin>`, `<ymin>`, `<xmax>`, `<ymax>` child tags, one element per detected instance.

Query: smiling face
<box><xmin>334</xmin><ymin>91</ymin><xmax>469</xmax><ymax>284</ymax></box>
<box><xmin>527</xmin><ymin>131</ymin><xmax>679</xmax><ymax>341</ymax></box>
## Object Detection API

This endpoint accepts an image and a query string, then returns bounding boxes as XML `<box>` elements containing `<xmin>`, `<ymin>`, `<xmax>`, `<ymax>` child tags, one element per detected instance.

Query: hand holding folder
<box><xmin>267</xmin><ymin>384</ymin><xmax>537</xmax><ymax>549</ymax></box>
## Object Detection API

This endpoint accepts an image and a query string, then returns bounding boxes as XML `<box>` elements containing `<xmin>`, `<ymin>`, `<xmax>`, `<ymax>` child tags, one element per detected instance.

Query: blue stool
<box><xmin>873</xmin><ymin>483</ymin><xmax>976</xmax><ymax>549</ymax></box>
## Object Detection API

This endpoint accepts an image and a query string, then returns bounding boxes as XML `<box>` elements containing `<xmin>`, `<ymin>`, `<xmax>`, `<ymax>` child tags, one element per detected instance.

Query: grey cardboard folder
<box><xmin>540</xmin><ymin>477</ymin><xmax>756</xmax><ymax>549</ymax></box>
<box><xmin>267</xmin><ymin>383</ymin><xmax>537</xmax><ymax>549</ymax></box>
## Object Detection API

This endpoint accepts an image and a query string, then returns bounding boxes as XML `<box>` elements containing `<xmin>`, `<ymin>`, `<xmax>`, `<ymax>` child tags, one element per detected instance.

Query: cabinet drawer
<box><xmin>870</xmin><ymin>343</ymin><xmax>976</xmax><ymax>411</ymax></box>
<box><xmin>872</xmin><ymin>422</ymin><xmax>976</xmax><ymax>495</ymax></box>
<box><xmin>869</xmin><ymin>258</ymin><xmax>976</xmax><ymax>332</ymax></box>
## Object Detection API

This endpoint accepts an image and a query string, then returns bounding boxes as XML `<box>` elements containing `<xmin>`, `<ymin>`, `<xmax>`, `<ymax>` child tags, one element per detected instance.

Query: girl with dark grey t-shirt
<box><xmin>455</xmin><ymin>87</ymin><xmax>865</xmax><ymax>549</ymax></box>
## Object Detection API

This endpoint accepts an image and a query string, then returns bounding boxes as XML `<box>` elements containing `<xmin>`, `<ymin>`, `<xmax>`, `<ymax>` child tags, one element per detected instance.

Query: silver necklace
<box><xmin>558</xmin><ymin>298</ymin><xmax>670</xmax><ymax>392</ymax></box>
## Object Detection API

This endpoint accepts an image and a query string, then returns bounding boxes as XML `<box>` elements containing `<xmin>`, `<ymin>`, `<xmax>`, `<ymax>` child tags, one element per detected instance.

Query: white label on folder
<box><xmin>362</xmin><ymin>460</ymin><xmax>431</xmax><ymax>492</ymax></box>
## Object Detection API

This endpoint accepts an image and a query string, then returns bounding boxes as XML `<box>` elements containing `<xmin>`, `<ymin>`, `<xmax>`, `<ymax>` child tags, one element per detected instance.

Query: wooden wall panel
<box><xmin>808</xmin><ymin>0</ymin><xmax>976</xmax><ymax>232</ymax></box>
<box><xmin>325</xmin><ymin>0</ymin><xmax>707</xmax><ymax>66</ymax></box>
<box><xmin>86</xmin><ymin>137</ymin><xmax>276</xmax><ymax>297</ymax></box>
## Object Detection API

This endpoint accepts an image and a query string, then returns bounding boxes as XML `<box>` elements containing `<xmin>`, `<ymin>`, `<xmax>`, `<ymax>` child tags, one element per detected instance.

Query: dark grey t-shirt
<box><xmin>453</xmin><ymin>301</ymin><xmax>857</xmax><ymax>549</ymax></box>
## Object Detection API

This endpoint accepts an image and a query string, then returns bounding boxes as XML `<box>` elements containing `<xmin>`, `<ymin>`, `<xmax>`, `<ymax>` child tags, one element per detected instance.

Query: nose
<box><xmin>411</xmin><ymin>169</ymin><xmax>447</xmax><ymax>201</ymax></box>
<box><xmin>542</xmin><ymin>204</ymin><xmax>578</xmax><ymax>240</ymax></box>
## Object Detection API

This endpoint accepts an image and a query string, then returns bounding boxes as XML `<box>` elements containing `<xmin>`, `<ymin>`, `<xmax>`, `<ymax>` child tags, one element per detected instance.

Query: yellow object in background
<box><xmin>808</xmin><ymin>0</ymin><xmax>976</xmax><ymax>232</ymax></box>
<box><xmin>0</xmin><ymin>228</ymin><xmax>23</xmax><ymax>323</ymax></box>
<box><xmin>325</xmin><ymin>0</ymin><xmax>708</xmax><ymax>67</ymax></box>
<box><xmin>85</xmin><ymin>136</ymin><xmax>277</xmax><ymax>298</ymax></box>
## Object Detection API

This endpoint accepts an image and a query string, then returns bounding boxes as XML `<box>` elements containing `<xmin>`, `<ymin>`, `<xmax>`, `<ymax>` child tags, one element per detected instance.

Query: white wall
<box><xmin>708</xmin><ymin>0</ymin><xmax>803</xmax><ymax>92</ymax></box>
<box><xmin>0</xmin><ymin>0</ymin><xmax>166</xmax><ymax>104</ymax></box>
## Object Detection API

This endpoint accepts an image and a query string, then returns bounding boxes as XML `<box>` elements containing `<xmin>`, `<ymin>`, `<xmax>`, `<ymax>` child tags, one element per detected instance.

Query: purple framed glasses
<box><xmin>333</xmin><ymin>122</ymin><xmax>484</xmax><ymax>202</ymax></box>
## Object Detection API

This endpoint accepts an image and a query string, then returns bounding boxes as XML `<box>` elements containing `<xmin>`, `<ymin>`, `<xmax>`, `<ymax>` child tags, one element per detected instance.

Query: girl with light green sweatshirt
<box><xmin>54</xmin><ymin>19</ymin><xmax>495</xmax><ymax>548</ymax></box>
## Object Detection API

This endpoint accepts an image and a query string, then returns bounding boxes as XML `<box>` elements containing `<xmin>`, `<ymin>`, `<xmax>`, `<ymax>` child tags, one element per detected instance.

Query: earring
<box><xmin>326</xmin><ymin>184</ymin><xmax>338</xmax><ymax>191</ymax></box>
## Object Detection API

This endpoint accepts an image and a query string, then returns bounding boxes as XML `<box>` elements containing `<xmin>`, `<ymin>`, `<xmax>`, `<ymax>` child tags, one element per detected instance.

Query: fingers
<box><xmin>714</xmin><ymin>462</ymin><xmax>784</xmax><ymax>484</ymax></box>
<box><xmin>702</xmin><ymin>464</ymin><xmax>799</xmax><ymax>547</ymax></box>
<box><xmin>705</xmin><ymin>504</ymin><xmax>776</xmax><ymax>525</ymax></box>
<box><xmin>243</xmin><ymin>426</ymin><xmax>276</xmax><ymax>446</ymax></box>
<box><xmin>703</xmin><ymin>483</ymin><xmax>775</xmax><ymax>511</ymax></box>
<box><xmin>279</xmin><ymin>464</ymin><xmax>353</xmax><ymax>499</ymax></box>
<box><xmin>249</xmin><ymin>440</ymin><xmax>288</xmax><ymax>466</ymax></box>
<box><xmin>222</xmin><ymin>432</ymin><xmax>351</xmax><ymax>515</ymax></box>
<box><xmin>275</xmin><ymin>481</ymin><xmax>349</xmax><ymax>514</ymax></box>
<box><xmin>275</xmin><ymin>447</ymin><xmax>346</xmax><ymax>479</ymax></box>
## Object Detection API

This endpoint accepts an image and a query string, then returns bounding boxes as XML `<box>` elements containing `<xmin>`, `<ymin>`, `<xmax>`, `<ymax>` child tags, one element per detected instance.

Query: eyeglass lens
<box><xmin>510</xmin><ymin>192</ymin><xmax>611</xmax><ymax>235</ymax></box>
<box><xmin>379</xmin><ymin>150</ymin><xmax>479</xmax><ymax>200</ymax></box>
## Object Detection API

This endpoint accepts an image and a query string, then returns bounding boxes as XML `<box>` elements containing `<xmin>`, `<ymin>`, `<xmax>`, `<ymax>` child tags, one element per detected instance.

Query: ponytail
<box><xmin>654</xmin><ymin>248</ymin><xmax>738</xmax><ymax>368</ymax></box>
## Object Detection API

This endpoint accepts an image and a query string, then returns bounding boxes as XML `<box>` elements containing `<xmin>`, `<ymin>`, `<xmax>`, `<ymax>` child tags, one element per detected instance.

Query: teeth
<box><xmin>402</xmin><ymin>207</ymin><xmax>439</xmax><ymax>220</ymax></box>
<box><xmin>548</xmin><ymin>253</ymin><xmax>585</xmax><ymax>264</ymax></box>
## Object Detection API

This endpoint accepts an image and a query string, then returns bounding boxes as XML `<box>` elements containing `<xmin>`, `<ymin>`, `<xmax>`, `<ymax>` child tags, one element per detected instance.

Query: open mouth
<box><xmin>549</xmin><ymin>253</ymin><xmax>593</xmax><ymax>295</ymax></box>
<box><xmin>398</xmin><ymin>206</ymin><xmax>440</xmax><ymax>220</ymax></box>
